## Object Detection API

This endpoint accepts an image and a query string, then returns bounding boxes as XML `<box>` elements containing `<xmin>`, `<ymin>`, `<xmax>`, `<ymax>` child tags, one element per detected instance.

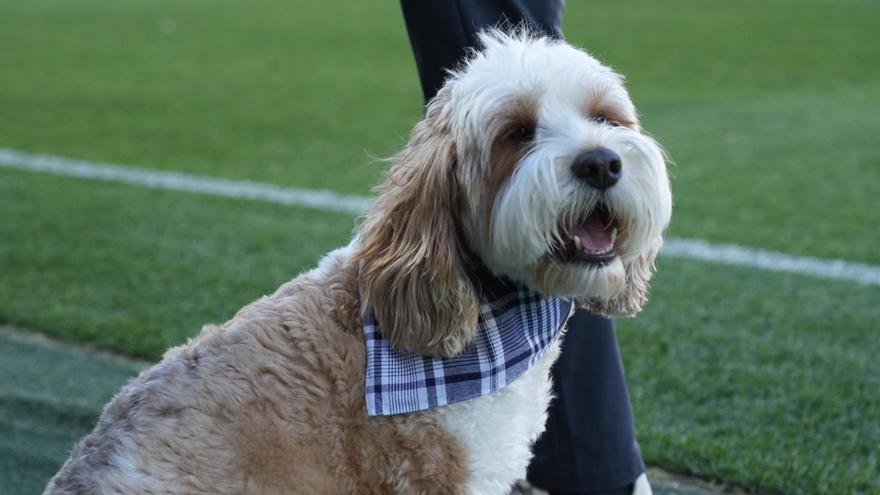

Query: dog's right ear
<box><xmin>354</xmin><ymin>90</ymin><xmax>480</xmax><ymax>358</ymax></box>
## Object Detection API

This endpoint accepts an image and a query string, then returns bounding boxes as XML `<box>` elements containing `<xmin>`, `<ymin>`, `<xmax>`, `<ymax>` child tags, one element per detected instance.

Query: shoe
<box><xmin>632</xmin><ymin>473</ymin><xmax>653</xmax><ymax>495</ymax></box>
<box><xmin>513</xmin><ymin>472</ymin><xmax>653</xmax><ymax>495</ymax></box>
<box><xmin>509</xmin><ymin>480</ymin><xmax>548</xmax><ymax>495</ymax></box>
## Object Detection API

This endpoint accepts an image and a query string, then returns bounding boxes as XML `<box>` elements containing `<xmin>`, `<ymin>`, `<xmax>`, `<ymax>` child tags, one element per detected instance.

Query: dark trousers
<box><xmin>400</xmin><ymin>1</ymin><xmax>645</xmax><ymax>492</ymax></box>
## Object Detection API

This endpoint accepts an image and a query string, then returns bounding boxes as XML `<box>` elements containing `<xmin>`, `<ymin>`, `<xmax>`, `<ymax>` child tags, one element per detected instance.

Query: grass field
<box><xmin>1</xmin><ymin>0</ymin><xmax>879</xmax><ymax>493</ymax></box>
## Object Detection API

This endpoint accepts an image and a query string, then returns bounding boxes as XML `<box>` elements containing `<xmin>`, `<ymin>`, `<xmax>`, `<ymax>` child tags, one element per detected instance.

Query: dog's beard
<box><xmin>532</xmin><ymin>256</ymin><xmax>626</xmax><ymax>299</ymax></box>
<box><xmin>477</xmin><ymin>128</ymin><xmax>671</xmax><ymax>302</ymax></box>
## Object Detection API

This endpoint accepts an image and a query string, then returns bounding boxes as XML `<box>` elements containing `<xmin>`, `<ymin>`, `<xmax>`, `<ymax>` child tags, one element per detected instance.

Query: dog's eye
<box><xmin>591</xmin><ymin>114</ymin><xmax>620</xmax><ymax>127</ymax></box>
<box><xmin>508</xmin><ymin>125</ymin><xmax>536</xmax><ymax>142</ymax></box>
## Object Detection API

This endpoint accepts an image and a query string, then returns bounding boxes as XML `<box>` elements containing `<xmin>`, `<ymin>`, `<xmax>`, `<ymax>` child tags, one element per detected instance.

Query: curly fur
<box><xmin>45</xmin><ymin>29</ymin><xmax>671</xmax><ymax>495</ymax></box>
<box><xmin>45</xmin><ymin>249</ymin><xmax>472</xmax><ymax>494</ymax></box>
<box><xmin>354</xmin><ymin>90</ymin><xmax>480</xmax><ymax>358</ymax></box>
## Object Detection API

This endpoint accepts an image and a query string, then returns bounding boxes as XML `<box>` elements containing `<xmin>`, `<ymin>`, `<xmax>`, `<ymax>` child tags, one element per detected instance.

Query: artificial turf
<box><xmin>620</xmin><ymin>260</ymin><xmax>880</xmax><ymax>494</ymax></box>
<box><xmin>1</xmin><ymin>0</ymin><xmax>878</xmax><ymax>493</ymax></box>
<box><xmin>1</xmin><ymin>0</ymin><xmax>877</xmax><ymax>260</ymax></box>
<box><xmin>0</xmin><ymin>168</ymin><xmax>354</xmax><ymax>358</ymax></box>
<box><xmin>0</xmin><ymin>328</ymin><xmax>146</xmax><ymax>495</ymax></box>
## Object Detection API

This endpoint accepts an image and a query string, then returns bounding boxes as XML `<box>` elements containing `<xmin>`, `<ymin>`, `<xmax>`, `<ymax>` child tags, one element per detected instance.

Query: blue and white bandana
<box><xmin>364</xmin><ymin>276</ymin><xmax>574</xmax><ymax>416</ymax></box>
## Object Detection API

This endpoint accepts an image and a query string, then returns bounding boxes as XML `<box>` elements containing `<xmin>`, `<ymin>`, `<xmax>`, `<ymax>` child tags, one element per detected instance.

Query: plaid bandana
<box><xmin>363</xmin><ymin>275</ymin><xmax>575</xmax><ymax>416</ymax></box>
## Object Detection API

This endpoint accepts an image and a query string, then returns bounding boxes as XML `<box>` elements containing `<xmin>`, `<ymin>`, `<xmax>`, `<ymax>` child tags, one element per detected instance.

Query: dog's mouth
<box><xmin>552</xmin><ymin>203</ymin><xmax>618</xmax><ymax>265</ymax></box>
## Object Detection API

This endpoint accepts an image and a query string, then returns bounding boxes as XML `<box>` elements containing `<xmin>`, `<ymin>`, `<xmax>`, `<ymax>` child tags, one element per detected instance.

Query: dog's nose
<box><xmin>570</xmin><ymin>148</ymin><xmax>622</xmax><ymax>190</ymax></box>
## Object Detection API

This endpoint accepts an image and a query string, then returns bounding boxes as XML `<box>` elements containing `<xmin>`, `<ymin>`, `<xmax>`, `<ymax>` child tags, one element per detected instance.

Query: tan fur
<box><xmin>586</xmin><ymin>248</ymin><xmax>660</xmax><ymax>317</ymax></box>
<box><xmin>45</xmin><ymin>251</ymin><xmax>471</xmax><ymax>495</ymax></box>
<box><xmin>354</xmin><ymin>90</ymin><xmax>480</xmax><ymax>358</ymax></box>
<box><xmin>586</xmin><ymin>93</ymin><xmax>639</xmax><ymax>130</ymax></box>
<box><xmin>478</xmin><ymin>96</ymin><xmax>540</xmax><ymax>230</ymax></box>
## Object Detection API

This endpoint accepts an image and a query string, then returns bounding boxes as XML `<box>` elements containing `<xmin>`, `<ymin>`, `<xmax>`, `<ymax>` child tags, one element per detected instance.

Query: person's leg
<box><xmin>400</xmin><ymin>0</ymin><xmax>562</xmax><ymax>105</ymax></box>
<box><xmin>526</xmin><ymin>311</ymin><xmax>645</xmax><ymax>494</ymax></box>
<box><xmin>399</xmin><ymin>2</ymin><xmax>647</xmax><ymax>493</ymax></box>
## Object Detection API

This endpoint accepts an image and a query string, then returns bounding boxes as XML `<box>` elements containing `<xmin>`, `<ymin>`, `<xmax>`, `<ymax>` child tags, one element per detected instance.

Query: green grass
<box><xmin>621</xmin><ymin>260</ymin><xmax>880</xmax><ymax>494</ymax></box>
<box><xmin>1</xmin><ymin>0</ymin><xmax>879</xmax><ymax>493</ymax></box>
<box><xmin>0</xmin><ymin>169</ymin><xmax>353</xmax><ymax>358</ymax></box>
<box><xmin>0</xmin><ymin>329</ymin><xmax>145</xmax><ymax>495</ymax></box>
<box><xmin>0</xmin><ymin>0</ymin><xmax>415</xmax><ymax>193</ymax></box>
<box><xmin>1</xmin><ymin>0</ymin><xmax>879</xmax><ymax>260</ymax></box>
<box><xmin>650</xmin><ymin>83</ymin><xmax>880</xmax><ymax>263</ymax></box>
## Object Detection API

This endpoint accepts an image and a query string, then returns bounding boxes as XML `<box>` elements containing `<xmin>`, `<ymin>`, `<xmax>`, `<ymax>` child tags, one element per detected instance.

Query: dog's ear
<box><xmin>586</xmin><ymin>245</ymin><xmax>660</xmax><ymax>318</ymax></box>
<box><xmin>354</xmin><ymin>91</ymin><xmax>479</xmax><ymax>358</ymax></box>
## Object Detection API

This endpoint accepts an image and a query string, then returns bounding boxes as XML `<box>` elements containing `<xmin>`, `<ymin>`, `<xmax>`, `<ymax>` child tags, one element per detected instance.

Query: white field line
<box><xmin>2</xmin><ymin>147</ymin><xmax>879</xmax><ymax>286</ymax></box>
<box><xmin>0</xmin><ymin>148</ymin><xmax>371</xmax><ymax>215</ymax></box>
<box><xmin>662</xmin><ymin>238</ymin><xmax>880</xmax><ymax>286</ymax></box>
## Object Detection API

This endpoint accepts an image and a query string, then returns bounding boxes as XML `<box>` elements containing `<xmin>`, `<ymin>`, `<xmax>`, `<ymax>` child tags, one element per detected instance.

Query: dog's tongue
<box><xmin>573</xmin><ymin>212</ymin><xmax>613</xmax><ymax>251</ymax></box>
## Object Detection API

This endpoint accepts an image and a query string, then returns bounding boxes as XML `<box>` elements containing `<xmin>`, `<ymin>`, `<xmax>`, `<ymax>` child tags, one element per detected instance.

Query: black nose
<box><xmin>570</xmin><ymin>148</ymin><xmax>622</xmax><ymax>190</ymax></box>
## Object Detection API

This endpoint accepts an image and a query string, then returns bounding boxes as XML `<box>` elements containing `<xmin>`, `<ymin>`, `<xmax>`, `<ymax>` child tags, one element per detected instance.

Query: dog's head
<box><xmin>355</xmin><ymin>30</ymin><xmax>672</xmax><ymax>357</ymax></box>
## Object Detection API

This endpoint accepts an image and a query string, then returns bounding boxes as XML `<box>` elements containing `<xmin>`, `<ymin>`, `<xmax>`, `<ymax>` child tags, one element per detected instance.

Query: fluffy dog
<box><xmin>45</xmin><ymin>31</ymin><xmax>671</xmax><ymax>495</ymax></box>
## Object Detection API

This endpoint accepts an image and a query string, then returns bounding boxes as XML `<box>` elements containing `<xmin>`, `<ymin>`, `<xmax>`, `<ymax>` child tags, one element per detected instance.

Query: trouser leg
<box><xmin>526</xmin><ymin>309</ymin><xmax>645</xmax><ymax>493</ymax></box>
<box><xmin>400</xmin><ymin>0</ymin><xmax>563</xmax><ymax>104</ymax></box>
<box><xmin>399</xmin><ymin>2</ymin><xmax>646</xmax><ymax>492</ymax></box>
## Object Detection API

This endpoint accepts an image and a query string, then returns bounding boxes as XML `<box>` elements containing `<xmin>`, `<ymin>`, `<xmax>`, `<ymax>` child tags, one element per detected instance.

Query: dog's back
<box><xmin>44</xmin><ymin>248</ymin><xmax>473</xmax><ymax>494</ymax></box>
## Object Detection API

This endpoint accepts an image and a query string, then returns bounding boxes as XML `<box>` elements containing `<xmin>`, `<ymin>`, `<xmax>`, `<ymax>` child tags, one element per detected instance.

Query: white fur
<box><xmin>425</xmin><ymin>30</ymin><xmax>672</xmax><ymax>493</ymax></box>
<box><xmin>437</xmin><ymin>339</ymin><xmax>562</xmax><ymax>495</ymax></box>
<box><xmin>449</xmin><ymin>31</ymin><xmax>672</xmax><ymax>300</ymax></box>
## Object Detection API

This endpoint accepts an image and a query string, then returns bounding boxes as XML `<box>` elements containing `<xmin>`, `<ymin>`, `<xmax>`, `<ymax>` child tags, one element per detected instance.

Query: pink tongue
<box><xmin>572</xmin><ymin>213</ymin><xmax>613</xmax><ymax>251</ymax></box>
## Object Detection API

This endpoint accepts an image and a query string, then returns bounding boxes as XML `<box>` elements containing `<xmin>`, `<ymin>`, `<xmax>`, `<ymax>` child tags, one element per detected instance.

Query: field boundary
<box><xmin>0</xmin><ymin>148</ymin><xmax>370</xmax><ymax>215</ymax></box>
<box><xmin>3</xmin><ymin>147</ymin><xmax>879</xmax><ymax>286</ymax></box>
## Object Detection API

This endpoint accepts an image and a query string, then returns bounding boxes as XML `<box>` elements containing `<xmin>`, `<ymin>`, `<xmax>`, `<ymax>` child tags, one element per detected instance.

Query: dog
<box><xmin>45</xmin><ymin>30</ymin><xmax>671</xmax><ymax>495</ymax></box>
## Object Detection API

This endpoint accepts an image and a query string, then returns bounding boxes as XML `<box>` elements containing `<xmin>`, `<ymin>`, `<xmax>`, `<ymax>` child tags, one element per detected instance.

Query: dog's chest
<box><xmin>434</xmin><ymin>338</ymin><xmax>561</xmax><ymax>495</ymax></box>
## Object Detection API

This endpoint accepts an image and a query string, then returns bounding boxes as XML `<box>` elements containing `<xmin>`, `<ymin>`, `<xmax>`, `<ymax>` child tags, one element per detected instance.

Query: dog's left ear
<box><xmin>587</xmin><ymin>245</ymin><xmax>661</xmax><ymax>318</ymax></box>
<box><xmin>354</xmin><ymin>90</ymin><xmax>479</xmax><ymax>358</ymax></box>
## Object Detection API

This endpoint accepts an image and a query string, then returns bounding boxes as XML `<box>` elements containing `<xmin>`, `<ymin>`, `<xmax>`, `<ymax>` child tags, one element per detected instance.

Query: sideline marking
<box><xmin>662</xmin><ymin>238</ymin><xmax>880</xmax><ymax>286</ymax></box>
<box><xmin>3</xmin><ymin>147</ymin><xmax>879</xmax><ymax>286</ymax></box>
<box><xmin>0</xmin><ymin>148</ymin><xmax>370</xmax><ymax>215</ymax></box>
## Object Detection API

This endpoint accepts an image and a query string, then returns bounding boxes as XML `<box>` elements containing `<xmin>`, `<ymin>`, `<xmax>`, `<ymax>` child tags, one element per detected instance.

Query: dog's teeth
<box><xmin>573</xmin><ymin>236</ymin><xmax>582</xmax><ymax>251</ymax></box>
